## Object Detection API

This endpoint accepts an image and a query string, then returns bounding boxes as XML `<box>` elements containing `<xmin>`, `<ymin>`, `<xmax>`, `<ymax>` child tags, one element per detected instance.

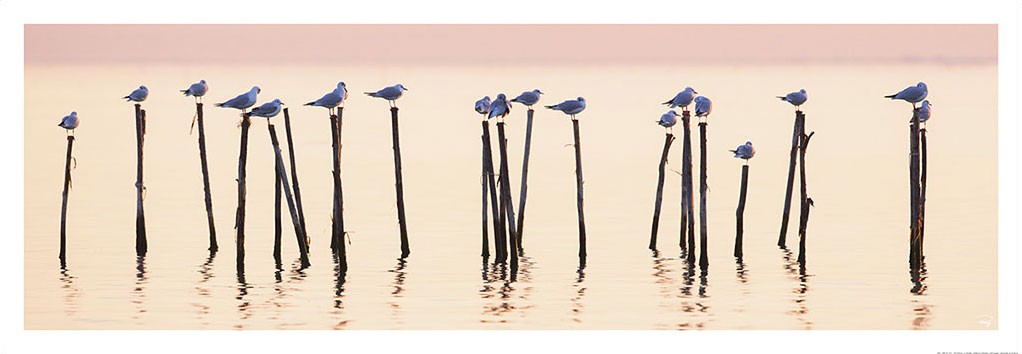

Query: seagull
<box><xmin>778</xmin><ymin>89</ymin><xmax>807</xmax><ymax>108</ymax></box>
<box><xmin>474</xmin><ymin>96</ymin><xmax>491</xmax><ymax>116</ymax></box>
<box><xmin>305</xmin><ymin>81</ymin><xmax>348</xmax><ymax>115</ymax></box>
<box><xmin>215</xmin><ymin>86</ymin><xmax>261</xmax><ymax>113</ymax></box>
<box><xmin>918</xmin><ymin>100</ymin><xmax>932</xmax><ymax>125</ymax></box>
<box><xmin>694</xmin><ymin>96</ymin><xmax>712</xmax><ymax>119</ymax></box>
<box><xmin>511</xmin><ymin>89</ymin><xmax>543</xmax><ymax>108</ymax></box>
<box><xmin>487</xmin><ymin>94</ymin><xmax>511</xmax><ymax>120</ymax></box>
<box><xmin>181</xmin><ymin>80</ymin><xmax>208</xmax><ymax>103</ymax></box>
<box><xmin>365</xmin><ymin>84</ymin><xmax>408</xmax><ymax>108</ymax></box>
<box><xmin>885</xmin><ymin>82</ymin><xmax>928</xmax><ymax>107</ymax></box>
<box><xmin>657</xmin><ymin>110</ymin><xmax>678</xmax><ymax>133</ymax></box>
<box><xmin>730</xmin><ymin>141</ymin><xmax>755</xmax><ymax>163</ymax></box>
<box><xmin>123</xmin><ymin>85</ymin><xmax>149</xmax><ymax>102</ymax></box>
<box><xmin>663</xmin><ymin>87</ymin><xmax>697</xmax><ymax>110</ymax></box>
<box><xmin>57</xmin><ymin>111</ymin><xmax>79</xmax><ymax>136</ymax></box>
<box><xmin>545</xmin><ymin>97</ymin><xmax>586</xmax><ymax>119</ymax></box>
<box><xmin>249</xmin><ymin>99</ymin><xmax>284</xmax><ymax>120</ymax></box>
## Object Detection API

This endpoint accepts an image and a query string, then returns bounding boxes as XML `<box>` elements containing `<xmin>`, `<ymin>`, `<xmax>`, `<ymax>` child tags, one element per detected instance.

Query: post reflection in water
<box><xmin>267</xmin><ymin>261</ymin><xmax>309</xmax><ymax>329</ymax></box>
<box><xmin>235</xmin><ymin>271</ymin><xmax>252</xmax><ymax>329</ymax></box>
<box><xmin>910</xmin><ymin>261</ymin><xmax>932</xmax><ymax>330</ymax></box>
<box><xmin>331</xmin><ymin>256</ymin><xmax>349</xmax><ymax>330</ymax></box>
<box><xmin>193</xmin><ymin>253</ymin><xmax>216</xmax><ymax>327</ymax></box>
<box><xmin>388</xmin><ymin>258</ymin><xmax>408</xmax><ymax>327</ymax></box>
<box><xmin>570</xmin><ymin>264</ymin><xmax>587</xmax><ymax>324</ymax></box>
<box><xmin>782</xmin><ymin>247</ymin><xmax>812</xmax><ymax>329</ymax></box>
<box><xmin>735</xmin><ymin>258</ymin><xmax>750</xmax><ymax>315</ymax></box>
<box><xmin>58</xmin><ymin>267</ymin><xmax>79</xmax><ymax>317</ymax></box>
<box><xmin>131</xmin><ymin>256</ymin><xmax>147</xmax><ymax>325</ymax></box>
<box><xmin>478</xmin><ymin>256</ymin><xmax>536</xmax><ymax>325</ymax></box>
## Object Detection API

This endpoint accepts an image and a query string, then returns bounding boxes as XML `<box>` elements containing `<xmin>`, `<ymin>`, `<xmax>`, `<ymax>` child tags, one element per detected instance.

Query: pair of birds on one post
<box><xmin>475</xmin><ymin>89</ymin><xmax>587</xmax><ymax>119</ymax></box>
<box><xmin>884</xmin><ymin>82</ymin><xmax>932</xmax><ymax>123</ymax></box>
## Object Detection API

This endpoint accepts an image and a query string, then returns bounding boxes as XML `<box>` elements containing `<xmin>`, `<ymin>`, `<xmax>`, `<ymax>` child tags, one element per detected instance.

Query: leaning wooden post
<box><xmin>234</xmin><ymin>113</ymin><xmax>251</xmax><ymax>272</ymax></box>
<box><xmin>134</xmin><ymin>104</ymin><xmax>147</xmax><ymax>257</ymax></box>
<box><xmin>698</xmin><ymin>121</ymin><xmax>709</xmax><ymax>269</ymax></box>
<box><xmin>909</xmin><ymin>110</ymin><xmax>921</xmax><ymax>269</ymax></box>
<box><xmin>273</xmin><ymin>162</ymin><xmax>282</xmax><ymax>266</ymax></box>
<box><xmin>734</xmin><ymin>164</ymin><xmax>749</xmax><ymax>258</ymax></box>
<box><xmin>282</xmin><ymin>108</ymin><xmax>308</xmax><ymax>240</ymax></box>
<box><xmin>58</xmin><ymin>135</ymin><xmax>75</xmax><ymax>267</ymax></box>
<box><xmin>268</xmin><ymin>122</ymin><xmax>311</xmax><ymax>268</ymax></box>
<box><xmin>195</xmin><ymin>103</ymin><xmax>217</xmax><ymax>252</ymax></box>
<box><xmin>496</xmin><ymin>121</ymin><xmax>519</xmax><ymax>270</ymax></box>
<box><xmin>481</xmin><ymin>133</ymin><xmax>490</xmax><ymax>258</ymax></box>
<box><xmin>778</xmin><ymin>111</ymin><xmax>803</xmax><ymax>247</ymax></box>
<box><xmin>390</xmin><ymin>107</ymin><xmax>410</xmax><ymax>258</ymax></box>
<box><xmin>919</xmin><ymin>125</ymin><xmax>928</xmax><ymax>261</ymax></box>
<box><xmin>571</xmin><ymin>117</ymin><xmax>588</xmax><ymax>265</ymax></box>
<box><xmin>482</xmin><ymin>120</ymin><xmax>506</xmax><ymax>262</ymax></box>
<box><xmin>797</xmin><ymin>129</ymin><xmax>814</xmax><ymax>265</ymax></box>
<box><xmin>333</xmin><ymin>107</ymin><xmax>347</xmax><ymax>268</ymax></box>
<box><xmin>649</xmin><ymin>132</ymin><xmax>675</xmax><ymax>250</ymax></box>
<box><xmin>516</xmin><ymin>108</ymin><xmax>535</xmax><ymax>252</ymax></box>
<box><xmin>681</xmin><ymin>111</ymin><xmax>695</xmax><ymax>261</ymax></box>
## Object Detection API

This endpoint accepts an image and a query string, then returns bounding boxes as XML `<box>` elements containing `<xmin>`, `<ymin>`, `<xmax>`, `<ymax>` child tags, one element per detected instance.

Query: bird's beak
<box><xmin>694</xmin><ymin>91</ymin><xmax>699</xmax><ymax>94</ymax></box>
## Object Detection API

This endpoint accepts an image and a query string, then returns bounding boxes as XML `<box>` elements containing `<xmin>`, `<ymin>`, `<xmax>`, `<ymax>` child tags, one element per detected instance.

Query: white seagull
<box><xmin>730</xmin><ymin>141</ymin><xmax>755</xmax><ymax>163</ymax></box>
<box><xmin>885</xmin><ymin>82</ymin><xmax>928</xmax><ymax>107</ymax></box>
<box><xmin>663</xmin><ymin>87</ymin><xmax>697</xmax><ymax>109</ymax></box>
<box><xmin>123</xmin><ymin>85</ymin><xmax>149</xmax><ymax>102</ymax></box>
<box><xmin>249</xmin><ymin>99</ymin><xmax>284</xmax><ymax>119</ymax></box>
<box><xmin>215</xmin><ymin>86</ymin><xmax>261</xmax><ymax>113</ymax></box>
<box><xmin>365</xmin><ymin>84</ymin><xmax>408</xmax><ymax>108</ymax></box>
<box><xmin>657</xmin><ymin>110</ymin><xmax>678</xmax><ymax>131</ymax></box>
<box><xmin>918</xmin><ymin>100</ymin><xmax>933</xmax><ymax>125</ymax></box>
<box><xmin>474</xmin><ymin>96</ymin><xmax>491</xmax><ymax>116</ymax></box>
<box><xmin>181</xmin><ymin>80</ymin><xmax>208</xmax><ymax>103</ymax></box>
<box><xmin>694</xmin><ymin>96</ymin><xmax>712</xmax><ymax>118</ymax></box>
<box><xmin>511</xmin><ymin>89</ymin><xmax>543</xmax><ymax>107</ymax></box>
<box><xmin>305</xmin><ymin>81</ymin><xmax>348</xmax><ymax>114</ymax></box>
<box><xmin>545</xmin><ymin>97</ymin><xmax>586</xmax><ymax>118</ymax></box>
<box><xmin>488</xmin><ymin>94</ymin><xmax>511</xmax><ymax>120</ymax></box>
<box><xmin>778</xmin><ymin>89</ymin><xmax>807</xmax><ymax>108</ymax></box>
<box><xmin>57</xmin><ymin>111</ymin><xmax>79</xmax><ymax>136</ymax></box>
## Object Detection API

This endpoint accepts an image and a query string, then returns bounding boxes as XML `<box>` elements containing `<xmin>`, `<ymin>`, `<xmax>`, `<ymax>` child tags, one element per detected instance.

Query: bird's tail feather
<box><xmin>122</xmin><ymin>96</ymin><xmax>130</xmax><ymax>99</ymax></box>
<box><xmin>304</xmin><ymin>101</ymin><xmax>315</xmax><ymax>106</ymax></box>
<box><xmin>662</xmin><ymin>100</ymin><xmax>672</xmax><ymax>105</ymax></box>
<box><xmin>777</xmin><ymin>96</ymin><xmax>786</xmax><ymax>100</ymax></box>
<box><xmin>180</xmin><ymin>90</ymin><xmax>189</xmax><ymax>95</ymax></box>
<box><xmin>364</xmin><ymin>92</ymin><xmax>375</xmax><ymax>96</ymax></box>
<box><xmin>884</xmin><ymin>94</ymin><xmax>896</xmax><ymax>99</ymax></box>
<box><xmin>214</xmin><ymin>103</ymin><xmax>225</xmax><ymax>107</ymax></box>
<box><xmin>544</xmin><ymin>105</ymin><xmax>555</xmax><ymax>109</ymax></box>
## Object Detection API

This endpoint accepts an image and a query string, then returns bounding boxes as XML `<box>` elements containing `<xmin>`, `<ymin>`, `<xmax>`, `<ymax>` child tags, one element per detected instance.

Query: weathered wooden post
<box><xmin>735</xmin><ymin>164</ymin><xmax>749</xmax><ymax>258</ymax></box>
<box><xmin>797</xmin><ymin>129</ymin><xmax>814</xmax><ymax>265</ymax></box>
<box><xmin>268</xmin><ymin>122</ymin><xmax>311</xmax><ymax>268</ymax></box>
<box><xmin>919</xmin><ymin>125</ymin><xmax>928</xmax><ymax>261</ymax></box>
<box><xmin>681</xmin><ymin>110</ymin><xmax>695</xmax><ymax>261</ymax></box>
<box><xmin>909</xmin><ymin>110</ymin><xmax>922</xmax><ymax>269</ymax></box>
<box><xmin>329</xmin><ymin>108</ymin><xmax>346</xmax><ymax>257</ymax></box>
<box><xmin>235</xmin><ymin>113</ymin><xmax>251</xmax><ymax>272</ymax></box>
<box><xmin>481</xmin><ymin>133</ymin><xmax>490</xmax><ymax>258</ymax></box>
<box><xmin>59</xmin><ymin>135</ymin><xmax>75</xmax><ymax>267</ymax></box>
<box><xmin>572</xmin><ymin>118</ymin><xmax>588</xmax><ymax>265</ymax></box>
<box><xmin>282</xmin><ymin>108</ymin><xmax>308</xmax><ymax>241</ymax></box>
<box><xmin>496</xmin><ymin>121</ymin><xmax>519</xmax><ymax>270</ymax></box>
<box><xmin>698</xmin><ymin>121</ymin><xmax>709</xmax><ymax>269</ymax></box>
<box><xmin>390</xmin><ymin>107</ymin><xmax>410</xmax><ymax>258</ymax></box>
<box><xmin>649</xmin><ymin>132</ymin><xmax>675</xmax><ymax>250</ymax></box>
<box><xmin>482</xmin><ymin>120</ymin><xmax>506</xmax><ymax>262</ymax></box>
<box><xmin>134</xmin><ymin>105</ymin><xmax>147</xmax><ymax>257</ymax></box>
<box><xmin>778</xmin><ymin>111</ymin><xmax>803</xmax><ymax>247</ymax></box>
<box><xmin>195</xmin><ymin>103</ymin><xmax>217</xmax><ymax>252</ymax></box>
<box><xmin>273</xmin><ymin>163</ymin><xmax>282</xmax><ymax>266</ymax></box>
<box><xmin>516</xmin><ymin>108</ymin><xmax>535</xmax><ymax>252</ymax></box>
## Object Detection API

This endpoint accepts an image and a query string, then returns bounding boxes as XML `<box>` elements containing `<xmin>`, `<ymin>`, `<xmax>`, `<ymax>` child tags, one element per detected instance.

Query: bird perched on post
<box><xmin>365</xmin><ymin>84</ymin><xmax>408</xmax><ymax>108</ymax></box>
<box><xmin>488</xmin><ymin>94</ymin><xmax>511</xmax><ymax>120</ymax></box>
<box><xmin>123</xmin><ymin>86</ymin><xmax>149</xmax><ymax>102</ymax></box>
<box><xmin>58</xmin><ymin>111</ymin><xmax>79</xmax><ymax>136</ymax></box>
<box><xmin>918</xmin><ymin>100</ymin><xmax>933</xmax><ymax>125</ymax></box>
<box><xmin>657</xmin><ymin>110</ymin><xmax>678</xmax><ymax>132</ymax></box>
<box><xmin>885</xmin><ymin>82</ymin><xmax>928</xmax><ymax>107</ymax></box>
<box><xmin>181</xmin><ymin>80</ymin><xmax>208</xmax><ymax>103</ymax></box>
<box><xmin>249</xmin><ymin>99</ymin><xmax>284</xmax><ymax>120</ymax></box>
<box><xmin>216</xmin><ymin>86</ymin><xmax>261</xmax><ymax>113</ymax></box>
<box><xmin>694</xmin><ymin>96</ymin><xmax>712</xmax><ymax>119</ymax></box>
<box><xmin>545</xmin><ymin>97</ymin><xmax>587</xmax><ymax>119</ymax></box>
<box><xmin>663</xmin><ymin>87</ymin><xmax>697</xmax><ymax>110</ymax></box>
<box><xmin>730</xmin><ymin>141</ymin><xmax>755</xmax><ymax>163</ymax></box>
<box><xmin>778</xmin><ymin>89</ymin><xmax>808</xmax><ymax>109</ymax></box>
<box><xmin>305</xmin><ymin>82</ymin><xmax>348</xmax><ymax>115</ymax></box>
<box><xmin>511</xmin><ymin>89</ymin><xmax>543</xmax><ymax>107</ymax></box>
<box><xmin>474</xmin><ymin>96</ymin><xmax>491</xmax><ymax>116</ymax></box>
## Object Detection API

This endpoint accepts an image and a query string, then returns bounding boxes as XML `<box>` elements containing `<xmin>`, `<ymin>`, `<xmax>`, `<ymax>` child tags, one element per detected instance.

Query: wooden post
<box><xmin>919</xmin><ymin>126</ymin><xmax>928</xmax><ymax>261</ymax></box>
<box><xmin>735</xmin><ymin>164</ymin><xmax>749</xmax><ymax>258</ymax></box>
<box><xmin>268</xmin><ymin>122</ymin><xmax>311</xmax><ymax>268</ymax></box>
<box><xmin>234</xmin><ymin>113</ymin><xmax>251</xmax><ymax>272</ymax></box>
<box><xmin>909</xmin><ymin>110</ymin><xmax>921</xmax><ymax>269</ymax></box>
<box><xmin>273</xmin><ymin>162</ymin><xmax>282</xmax><ymax>266</ymax></box>
<box><xmin>516</xmin><ymin>108</ymin><xmax>535</xmax><ymax>252</ymax></box>
<box><xmin>798</xmin><ymin>198</ymin><xmax>813</xmax><ymax>265</ymax></box>
<box><xmin>649</xmin><ymin>132</ymin><xmax>675</xmax><ymax>250</ymax></box>
<box><xmin>778</xmin><ymin>111</ymin><xmax>803</xmax><ymax>247</ymax></box>
<box><xmin>698</xmin><ymin>122</ymin><xmax>709</xmax><ymax>269</ymax></box>
<box><xmin>496</xmin><ymin>121</ymin><xmax>519</xmax><ymax>270</ymax></box>
<box><xmin>334</xmin><ymin>107</ymin><xmax>347</xmax><ymax>267</ymax></box>
<box><xmin>282</xmin><ymin>108</ymin><xmax>308</xmax><ymax>240</ymax></box>
<box><xmin>195</xmin><ymin>103</ymin><xmax>217</xmax><ymax>252</ymax></box>
<box><xmin>482</xmin><ymin>120</ymin><xmax>506</xmax><ymax>262</ymax></box>
<box><xmin>681</xmin><ymin>111</ymin><xmax>695</xmax><ymax>261</ymax></box>
<box><xmin>797</xmin><ymin>127</ymin><xmax>814</xmax><ymax>265</ymax></box>
<box><xmin>481</xmin><ymin>133</ymin><xmax>490</xmax><ymax>258</ymax></box>
<box><xmin>390</xmin><ymin>107</ymin><xmax>410</xmax><ymax>258</ymax></box>
<box><xmin>59</xmin><ymin>135</ymin><xmax>75</xmax><ymax>267</ymax></box>
<box><xmin>571</xmin><ymin>118</ymin><xmax>588</xmax><ymax>264</ymax></box>
<box><xmin>134</xmin><ymin>104</ymin><xmax>147</xmax><ymax>257</ymax></box>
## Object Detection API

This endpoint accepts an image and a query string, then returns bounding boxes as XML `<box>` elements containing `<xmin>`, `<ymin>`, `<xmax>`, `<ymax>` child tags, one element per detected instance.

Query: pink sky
<box><xmin>25</xmin><ymin>24</ymin><xmax>996</xmax><ymax>65</ymax></box>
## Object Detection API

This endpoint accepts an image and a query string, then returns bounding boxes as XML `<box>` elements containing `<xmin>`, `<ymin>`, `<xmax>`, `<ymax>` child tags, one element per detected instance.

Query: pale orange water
<box><xmin>24</xmin><ymin>63</ymin><xmax>996</xmax><ymax>329</ymax></box>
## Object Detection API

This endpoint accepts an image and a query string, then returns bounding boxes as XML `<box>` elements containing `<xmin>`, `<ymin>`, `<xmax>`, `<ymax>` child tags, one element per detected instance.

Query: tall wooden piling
<box><xmin>268</xmin><ymin>122</ymin><xmax>311</xmax><ymax>268</ymax></box>
<box><xmin>496</xmin><ymin>121</ymin><xmax>519</xmax><ymax>269</ymax></box>
<box><xmin>59</xmin><ymin>135</ymin><xmax>75</xmax><ymax>267</ymax></box>
<box><xmin>909</xmin><ymin>110</ymin><xmax>921</xmax><ymax>269</ymax></box>
<box><xmin>481</xmin><ymin>133</ymin><xmax>490</xmax><ymax>258</ymax></box>
<box><xmin>681</xmin><ymin>111</ymin><xmax>695</xmax><ymax>261</ymax></box>
<box><xmin>649</xmin><ymin>133</ymin><xmax>675</xmax><ymax>250</ymax></box>
<box><xmin>516</xmin><ymin>108</ymin><xmax>535</xmax><ymax>252</ymax></box>
<box><xmin>390</xmin><ymin>107</ymin><xmax>410</xmax><ymax>258</ymax></box>
<box><xmin>778</xmin><ymin>111</ymin><xmax>803</xmax><ymax>247</ymax></box>
<box><xmin>735</xmin><ymin>164</ymin><xmax>749</xmax><ymax>258</ymax></box>
<box><xmin>329</xmin><ymin>109</ymin><xmax>347</xmax><ymax>257</ymax></box>
<box><xmin>195</xmin><ymin>103</ymin><xmax>217</xmax><ymax>252</ymax></box>
<box><xmin>571</xmin><ymin>118</ymin><xmax>588</xmax><ymax>264</ymax></box>
<box><xmin>134</xmin><ymin>104</ymin><xmax>147</xmax><ymax>257</ymax></box>
<box><xmin>919</xmin><ymin>126</ymin><xmax>928</xmax><ymax>260</ymax></box>
<box><xmin>482</xmin><ymin>120</ymin><xmax>506</xmax><ymax>262</ymax></box>
<box><xmin>698</xmin><ymin>122</ymin><xmax>709</xmax><ymax>269</ymax></box>
<box><xmin>235</xmin><ymin>113</ymin><xmax>251</xmax><ymax>272</ymax></box>
<box><xmin>273</xmin><ymin>163</ymin><xmax>282</xmax><ymax>266</ymax></box>
<box><xmin>797</xmin><ymin>128</ymin><xmax>814</xmax><ymax>265</ymax></box>
<box><xmin>282</xmin><ymin>108</ymin><xmax>308</xmax><ymax>240</ymax></box>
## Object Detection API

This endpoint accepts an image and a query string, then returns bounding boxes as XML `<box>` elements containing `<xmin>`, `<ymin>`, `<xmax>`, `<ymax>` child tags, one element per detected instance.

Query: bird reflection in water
<box><xmin>331</xmin><ymin>256</ymin><xmax>349</xmax><ymax>330</ymax></box>
<box><xmin>781</xmin><ymin>247</ymin><xmax>813</xmax><ymax>329</ymax></box>
<box><xmin>131</xmin><ymin>256</ymin><xmax>148</xmax><ymax>325</ymax></box>
<box><xmin>193</xmin><ymin>253</ymin><xmax>216</xmax><ymax>327</ymax></box>
<box><xmin>388</xmin><ymin>258</ymin><xmax>408</xmax><ymax>327</ymax></box>
<box><xmin>58</xmin><ymin>267</ymin><xmax>80</xmax><ymax>317</ymax></box>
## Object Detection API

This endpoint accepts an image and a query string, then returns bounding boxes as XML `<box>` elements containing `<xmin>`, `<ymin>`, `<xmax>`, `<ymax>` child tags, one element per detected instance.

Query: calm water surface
<box><xmin>24</xmin><ymin>64</ymin><xmax>997</xmax><ymax>329</ymax></box>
